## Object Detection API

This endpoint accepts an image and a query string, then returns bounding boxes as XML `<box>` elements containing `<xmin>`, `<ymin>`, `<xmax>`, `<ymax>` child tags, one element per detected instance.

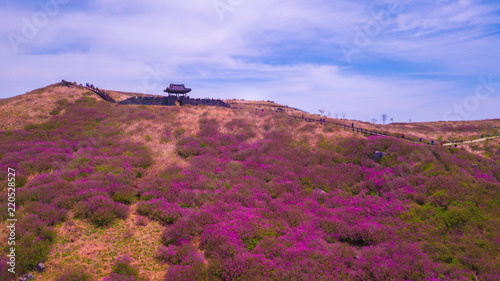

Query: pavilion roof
<box><xmin>164</xmin><ymin>84</ymin><xmax>192</xmax><ymax>94</ymax></box>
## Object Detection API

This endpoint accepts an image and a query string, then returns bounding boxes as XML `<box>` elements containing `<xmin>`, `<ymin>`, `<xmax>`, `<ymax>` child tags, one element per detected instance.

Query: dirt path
<box><xmin>443</xmin><ymin>136</ymin><xmax>499</xmax><ymax>146</ymax></box>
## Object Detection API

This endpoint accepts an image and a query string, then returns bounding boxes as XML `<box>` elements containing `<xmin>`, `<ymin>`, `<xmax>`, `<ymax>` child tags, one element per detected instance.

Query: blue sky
<box><xmin>1</xmin><ymin>0</ymin><xmax>499</xmax><ymax>122</ymax></box>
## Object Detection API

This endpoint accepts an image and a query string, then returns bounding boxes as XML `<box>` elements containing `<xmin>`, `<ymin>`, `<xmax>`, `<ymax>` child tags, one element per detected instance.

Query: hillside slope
<box><xmin>0</xmin><ymin>83</ymin><xmax>499</xmax><ymax>280</ymax></box>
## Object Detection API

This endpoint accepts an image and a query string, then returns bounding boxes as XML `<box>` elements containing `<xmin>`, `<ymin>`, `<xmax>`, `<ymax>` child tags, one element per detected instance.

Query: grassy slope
<box><xmin>0</xmin><ymin>82</ymin><xmax>150</xmax><ymax>132</ymax></box>
<box><xmin>1</xmin><ymin>83</ymin><xmax>497</xmax><ymax>142</ymax></box>
<box><xmin>0</xmin><ymin>85</ymin><xmax>360</xmax><ymax>280</ymax></box>
<box><xmin>0</xmin><ymin>83</ymin><xmax>499</xmax><ymax>280</ymax></box>
<box><xmin>335</xmin><ymin>118</ymin><xmax>500</xmax><ymax>143</ymax></box>
<box><xmin>39</xmin><ymin>205</ymin><xmax>166</xmax><ymax>280</ymax></box>
<box><xmin>226</xmin><ymin>99</ymin><xmax>500</xmax><ymax>144</ymax></box>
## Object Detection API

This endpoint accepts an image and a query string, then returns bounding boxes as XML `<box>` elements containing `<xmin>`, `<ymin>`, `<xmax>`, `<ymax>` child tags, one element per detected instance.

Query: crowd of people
<box><xmin>85</xmin><ymin>83</ymin><xmax>108</xmax><ymax>95</ymax></box>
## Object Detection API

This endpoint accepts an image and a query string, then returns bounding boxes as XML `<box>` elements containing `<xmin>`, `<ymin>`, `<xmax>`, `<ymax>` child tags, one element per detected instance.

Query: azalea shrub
<box><xmin>23</xmin><ymin>202</ymin><xmax>68</xmax><ymax>226</ymax></box>
<box><xmin>137</xmin><ymin>198</ymin><xmax>185</xmax><ymax>224</ymax></box>
<box><xmin>0</xmin><ymin>98</ymin><xmax>153</xmax><ymax>274</ymax></box>
<box><xmin>2</xmin><ymin>94</ymin><xmax>500</xmax><ymax>279</ymax></box>
<box><xmin>152</xmin><ymin>116</ymin><xmax>500</xmax><ymax>280</ymax></box>
<box><xmin>74</xmin><ymin>196</ymin><xmax>129</xmax><ymax>226</ymax></box>
<box><xmin>103</xmin><ymin>255</ymin><xmax>141</xmax><ymax>281</ymax></box>
<box><xmin>156</xmin><ymin>244</ymin><xmax>203</xmax><ymax>266</ymax></box>
<box><xmin>17</xmin><ymin>233</ymin><xmax>52</xmax><ymax>274</ymax></box>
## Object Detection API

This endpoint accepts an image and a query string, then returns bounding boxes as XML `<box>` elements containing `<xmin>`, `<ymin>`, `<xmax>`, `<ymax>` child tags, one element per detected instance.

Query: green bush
<box><xmin>24</xmin><ymin>123</ymin><xmax>39</xmax><ymax>130</ymax></box>
<box><xmin>56</xmin><ymin>268</ymin><xmax>91</xmax><ymax>281</ymax></box>
<box><xmin>56</xmin><ymin>98</ymin><xmax>68</xmax><ymax>105</ymax></box>
<box><xmin>440</xmin><ymin>204</ymin><xmax>475</xmax><ymax>228</ymax></box>
<box><xmin>174</xmin><ymin>128</ymin><xmax>185</xmax><ymax>138</ymax></box>
<box><xmin>50</xmin><ymin>108</ymin><xmax>62</xmax><ymax>115</ymax></box>
<box><xmin>322</xmin><ymin>123</ymin><xmax>338</xmax><ymax>133</ymax></box>
<box><xmin>75</xmin><ymin>96</ymin><xmax>97</xmax><ymax>106</ymax></box>
<box><xmin>74</xmin><ymin>196</ymin><xmax>129</xmax><ymax>227</ymax></box>
<box><xmin>110</xmin><ymin>255</ymin><xmax>140</xmax><ymax>279</ymax></box>
<box><xmin>17</xmin><ymin>234</ymin><xmax>51</xmax><ymax>274</ymax></box>
<box><xmin>112</xmin><ymin>189</ymin><xmax>137</xmax><ymax>205</ymax></box>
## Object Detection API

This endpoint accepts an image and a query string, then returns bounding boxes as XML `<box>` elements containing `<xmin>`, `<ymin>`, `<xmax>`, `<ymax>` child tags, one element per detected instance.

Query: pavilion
<box><xmin>164</xmin><ymin>84</ymin><xmax>192</xmax><ymax>97</ymax></box>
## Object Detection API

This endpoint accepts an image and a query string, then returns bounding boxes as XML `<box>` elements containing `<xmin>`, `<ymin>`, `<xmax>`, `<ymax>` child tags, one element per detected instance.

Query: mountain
<box><xmin>1</xmin><ymin>82</ymin><xmax>499</xmax><ymax>280</ymax></box>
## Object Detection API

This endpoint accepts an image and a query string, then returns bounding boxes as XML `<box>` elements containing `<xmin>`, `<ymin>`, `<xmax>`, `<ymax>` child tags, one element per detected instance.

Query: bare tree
<box><xmin>381</xmin><ymin>114</ymin><xmax>388</xmax><ymax>124</ymax></box>
<box><xmin>319</xmin><ymin>109</ymin><xmax>325</xmax><ymax>115</ymax></box>
<box><xmin>371</xmin><ymin>118</ymin><xmax>378</xmax><ymax>124</ymax></box>
<box><xmin>327</xmin><ymin>111</ymin><xmax>331</xmax><ymax>117</ymax></box>
<box><xmin>335</xmin><ymin>113</ymin><xmax>339</xmax><ymax>119</ymax></box>
<box><xmin>390</xmin><ymin>117</ymin><xmax>394</xmax><ymax>123</ymax></box>
<box><xmin>341</xmin><ymin>112</ymin><xmax>346</xmax><ymax>119</ymax></box>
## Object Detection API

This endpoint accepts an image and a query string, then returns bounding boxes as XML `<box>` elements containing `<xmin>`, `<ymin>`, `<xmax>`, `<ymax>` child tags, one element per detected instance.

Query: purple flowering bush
<box><xmin>151</xmin><ymin>118</ymin><xmax>500</xmax><ymax>280</ymax></box>
<box><xmin>136</xmin><ymin>198</ymin><xmax>185</xmax><ymax>224</ymax></box>
<box><xmin>23</xmin><ymin>202</ymin><xmax>68</xmax><ymax>226</ymax></box>
<box><xmin>17</xmin><ymin>233</ymin><xmax>52</xmax><ymax>274</ymax></box>
<box><xmin>156</xmin><ymin>244</ymin><xmax>204</xmax><ymax>266</ymax></box>
<box><xmin>2</xmin><ymin>93</ymin><xmax>500</xmax><ymax>279</ymax></box>
<box><xmin>164</xmin><ymin>264</ymin><xmax>207</xmax><ymax>281</ymax></box>
<box><xmin>161</xmin><ymin>218</ymin><xmax>199</xmax><ymax>246</ymax></box>
<box><xmin>74</xmin><ymin>195</ymin><xmax>129</xmax><ymax>226</ymax></box>
<box><xmin>103</xmin><ymin>255</ymin><xmax>141</xmax><ymax>281</ymax></box>
<box><xmin>0</xmin><ymin>98</ymin><xmax>154</xmax><ymax>274</ymax></box>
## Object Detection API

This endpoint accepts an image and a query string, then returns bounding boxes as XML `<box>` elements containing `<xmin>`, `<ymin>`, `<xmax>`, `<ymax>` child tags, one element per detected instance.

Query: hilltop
<box><xmin>0</xmin><ymin>82</ymin><xmax>499</xmax><ymax>280</ymax></box>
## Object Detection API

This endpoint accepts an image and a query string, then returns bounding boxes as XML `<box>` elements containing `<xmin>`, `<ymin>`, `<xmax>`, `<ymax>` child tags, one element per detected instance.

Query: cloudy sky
<box><xmin>1</xmin><ymin>0</ymin><xmax>499</xmax><ymax>122</ymax></box>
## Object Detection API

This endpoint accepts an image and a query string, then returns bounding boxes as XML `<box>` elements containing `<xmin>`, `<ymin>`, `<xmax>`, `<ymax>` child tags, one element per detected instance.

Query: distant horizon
<box><xmin>1</xmin><ymin>0</ymin><xmax>499</xmax><ymax>122</ymax></box>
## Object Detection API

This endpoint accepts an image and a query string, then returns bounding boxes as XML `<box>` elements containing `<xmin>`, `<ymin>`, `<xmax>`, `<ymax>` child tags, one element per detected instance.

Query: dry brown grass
<box><xmin>228</xmin><ymin>99</ymin><xmax>499</xmax><ymax>143</ymax></box>
<box><xmin>224</xmin><ymin>100</ymin><xmax>360</xmax><ymax>146</ymax></box>
<box><xmin>348</xmin><ymin>119</ymin><xmax>500</xmax><ymax>142</ymax></box>
<box><xmin>37</xmin><ymin>205</ymin><xmax>166</xmax><ymax>281</ymax></box>
<box><xmin>105</xmin><ymin>89</ymin><xmax>150</xmax><ymax>103</ymax></box>
<box><xmin>0</xmin><ymin>82</ymin><xmax>153</xmax><ymax>131</ymax></box>
<box><xmin>459</xmin><ymin>137</ymin><xmax>500</xmax><ymax>158</ymax></box>
<box><xmin>0</xmin><ymin>84</ymin><xmax>85</xmax><ymax>131</ymax></box>
<box><xmin>225</xmin><ymin>99</ymin><xmax>500</xmax><ymax>147</ymax></box>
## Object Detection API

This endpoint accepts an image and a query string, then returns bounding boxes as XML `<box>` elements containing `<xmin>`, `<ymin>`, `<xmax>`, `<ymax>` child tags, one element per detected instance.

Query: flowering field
<box><xmin>1</xmin><ymin>85</ymin><xmax>499</xmax><ymax>280</ymax></box>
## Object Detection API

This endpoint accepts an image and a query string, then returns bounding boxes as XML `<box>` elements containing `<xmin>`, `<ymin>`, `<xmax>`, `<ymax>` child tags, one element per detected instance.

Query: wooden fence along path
<box><xmin>287</xmin><ymin>115</ymin><xmax>424</xmax><ymax>144</ymax></box>
<box><xmin>86</xmin><ymin>86</ymin><xmax>116</xmax><ymax>103</ymax></box>
<box><xmin>79</xmin><ymin>86</ymin><xmax>497</xmax><ymax>148</ymax></box>
<box><xmin>287</xmin><ymin>115</ymin><xmax>500</xmax><ymax>147</ymax></box>
<box><xmin>442</xmin><ymin>136</ymin><xmax>500</xmax><ymax>146</ymax></box>
<box><xmin>236</xmin><ymin>103</ymin><xmax>499</xmax><ymax>147</ymax></box>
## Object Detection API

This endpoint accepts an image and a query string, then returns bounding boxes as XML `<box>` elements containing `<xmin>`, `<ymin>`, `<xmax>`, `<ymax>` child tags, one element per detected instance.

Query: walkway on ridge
<box><xmin>229</xmin><ymin>103</ymin><xmax>499</xmax><ymax>148</ymax></box>
<box><xmin>85</xmin><ymin>85</ymin><xmax>116</xmax><ymax>103</ymax></box>
<box><xmin>73</xmin><ymin>86</ymin><xmax>499</xmax><ymax>149</ymax></box>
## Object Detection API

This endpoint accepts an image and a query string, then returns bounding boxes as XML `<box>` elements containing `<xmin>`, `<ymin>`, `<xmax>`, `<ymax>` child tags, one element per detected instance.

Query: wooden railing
<box><xmin>85</xmin><ymin>86</ymin><xmax>116</xmax><ymax>103</ymax></box>
<box><xmin>75</xmin><ymin>84</ymin><xmax>498</xmax><ymax>147</ymax></box>
<box><xmin>287</xmin><ymin>115</ymin><xmax>425</xmax><ymax>144</ymax></box>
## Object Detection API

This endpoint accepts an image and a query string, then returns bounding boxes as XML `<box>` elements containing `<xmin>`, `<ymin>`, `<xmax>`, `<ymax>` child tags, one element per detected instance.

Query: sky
<box><xmin>1</xmin><ymin>0</ymin><xmax>499</xmax><ymax>122</ymax></box>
